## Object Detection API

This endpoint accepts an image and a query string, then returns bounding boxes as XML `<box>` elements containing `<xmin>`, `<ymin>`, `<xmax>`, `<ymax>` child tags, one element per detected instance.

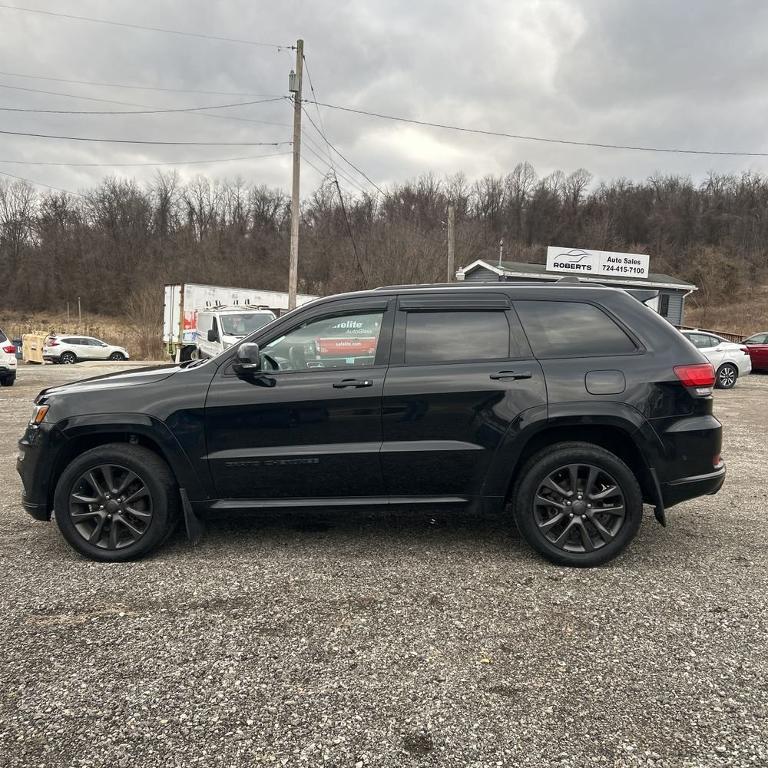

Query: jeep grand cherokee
<box><xmin>17</xmin><ymin>283</ymin><xmax>725</xmax><ymax>566</ymax></box>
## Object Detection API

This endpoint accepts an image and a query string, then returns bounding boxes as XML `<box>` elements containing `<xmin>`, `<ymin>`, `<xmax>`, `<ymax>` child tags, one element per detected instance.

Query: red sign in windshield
<box><xmin>316</xmin><ymin>337</ymin><xmax>378</xmax><ymax>356</ymax></box>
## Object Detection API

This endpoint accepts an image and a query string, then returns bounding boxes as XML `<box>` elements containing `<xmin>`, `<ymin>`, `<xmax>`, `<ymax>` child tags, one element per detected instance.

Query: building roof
<box><xmin>459</xmin><ymin>259</ymin><xmax>697</xmax><ymax>291</ymax></box>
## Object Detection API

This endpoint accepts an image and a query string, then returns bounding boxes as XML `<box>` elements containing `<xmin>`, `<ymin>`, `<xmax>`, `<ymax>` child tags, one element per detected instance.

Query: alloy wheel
<box><xmin>533</xmin><ymin>463</ymin><xmax>626</xmax><ymax>553</ymax></box>
<box><xmin>718</xmin><ymin>365</ymin><xmax>736</xmax><ymax>388</ymax></box>
<box><xmin>68</xmin><ymin>464</ymin><xmax>153</xmax><ymax>549</ymax></box>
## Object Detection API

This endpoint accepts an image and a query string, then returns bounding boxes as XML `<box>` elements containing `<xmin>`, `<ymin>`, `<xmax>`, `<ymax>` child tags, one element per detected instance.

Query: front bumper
<box><xmin>661</xmin><ymin>463</ymin><xmax>726</xmax><ymax>508</ymax></box>
<box><xmin>17</xmin><ymin>423</ymin><xmax>58</xmax><ymax>521</ymax></box>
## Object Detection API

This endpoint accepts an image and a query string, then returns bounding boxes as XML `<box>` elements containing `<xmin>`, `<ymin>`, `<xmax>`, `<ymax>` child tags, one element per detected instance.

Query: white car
<box><xmin>43</xmin><ymin>335</ymin><xmax>130</xmax><ymax>365</ymax></box>
<box><xmin>680</xmin><ymin>330</ymin><xmax>751</xmax><ymax>389</ymax></box>
<box><xmin>0</xmin><ymin>328</ymin><xmax>18</xmax><ymax>386</ymax></box>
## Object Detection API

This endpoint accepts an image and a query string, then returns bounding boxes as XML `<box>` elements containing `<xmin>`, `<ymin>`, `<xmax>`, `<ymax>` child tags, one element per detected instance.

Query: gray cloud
<box><xmin>1</xmin><ymin>0</ymin><xmax>767</xmax><ymax>196</ymax></box>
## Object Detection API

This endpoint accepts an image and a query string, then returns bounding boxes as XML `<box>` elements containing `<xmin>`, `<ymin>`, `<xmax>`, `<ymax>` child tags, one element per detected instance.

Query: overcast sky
<box><xmin>1</xmin><ymin>0</ymin><xmax>767</xmax><ymax>197</ymax></box>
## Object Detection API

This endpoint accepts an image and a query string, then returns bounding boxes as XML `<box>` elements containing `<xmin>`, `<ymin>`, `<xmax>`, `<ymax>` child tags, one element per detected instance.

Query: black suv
<box><xmin>17</xmin><ymin>283</ymin><xmax>725</xmax><ymax>566</ymax></box>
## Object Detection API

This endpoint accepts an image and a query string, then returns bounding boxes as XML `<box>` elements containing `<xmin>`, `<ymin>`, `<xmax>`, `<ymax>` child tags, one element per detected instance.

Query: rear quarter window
<box><xmin>515</xmin><ymin>300</ymin><xmax>637</xmax><ymax>358</ymax></box>
<box><xmin>405</xmin><ymin>310</ymin><xmax>511</xmax><ymax>365</ymax></box>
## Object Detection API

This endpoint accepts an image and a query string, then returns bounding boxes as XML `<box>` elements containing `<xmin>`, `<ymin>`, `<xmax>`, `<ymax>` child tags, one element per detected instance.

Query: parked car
<box><xmin>742</xmin><ymin>332</ymin><xmax>768</xmax><ymax>372</ymax></box>
<box><xmin>43</xmin><ymin>335</ymin><xmax>130</xmax><ymax>365</ymax></box>
<box><xmin>195</xmin><ymin>307</ymin><xmax>276</xmax><ymax>359</ymax></box>
<box><xmin>679</xmin><ymin>330</ymin><xmax>751</xmax><ymax>389</ymax></box>
<box><xmin>0</xmin><ymin>328</ymin><xmax>17</xmax><ymax>386</ymax></box>
<box><xmin>18</xmin><ymin>283</ymin><xmax>725</xmax><ymax>567</ymax></box>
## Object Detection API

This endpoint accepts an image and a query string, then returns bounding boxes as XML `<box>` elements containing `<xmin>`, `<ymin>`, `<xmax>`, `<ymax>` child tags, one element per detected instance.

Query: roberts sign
<box><xmin>546</xmin><ymin>247</ymin><xmax>650</xmax><ymax>279</ymax></box>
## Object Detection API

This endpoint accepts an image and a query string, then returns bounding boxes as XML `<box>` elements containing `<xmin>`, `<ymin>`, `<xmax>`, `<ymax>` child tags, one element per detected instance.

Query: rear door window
<box><xmin>515</xmin><ymin>301</ymin><xmax>636</xmax><ymax>358</ymax></box>
<box><xmin>404</xmin><ymin>311</ymin><xmax>511</xmax><ymax>365</ymax></box>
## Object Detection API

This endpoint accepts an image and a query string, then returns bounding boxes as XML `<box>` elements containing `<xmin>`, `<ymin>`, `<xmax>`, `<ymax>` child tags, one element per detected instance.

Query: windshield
<box><xmin>219</xmin><ymin>312</ymin><xmax>274</xmax><ymax>337</ymax></box>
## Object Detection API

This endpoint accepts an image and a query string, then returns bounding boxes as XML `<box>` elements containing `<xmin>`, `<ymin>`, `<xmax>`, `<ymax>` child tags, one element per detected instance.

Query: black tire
<box><xmin>1</xmin><ymin>374</ymin><xmax>15</xmax><ymax>386</ymax></box>
<box><xmin>60</xmin><ymin>351</ymin><xmax>77</xmax><ymax>365</ymax></box>
<box><xmin>715</xmin><ymin>363</ymin><xmax>738</xmax><ymax>389</ymax></box>
<box><xmin>109</xmin><ymin>352</ymin><xmax>126</xmax><ymax>361</ymax></box>
<box><xmin>512</xmin><ymin>442</ymin><xmax>643</xmax><ymax>567</ymax></box>
<box><xmin>53</xmin><ymin>443</ymin><xmax>179</xmax><ymax>562</ymax></box>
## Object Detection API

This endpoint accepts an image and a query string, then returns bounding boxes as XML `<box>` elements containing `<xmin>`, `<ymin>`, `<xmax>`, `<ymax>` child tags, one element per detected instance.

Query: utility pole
<box><xmin>446</xmin><ymin>204</ymin><xmax>455</xmax><ymax>282</ymax></box>
<box><xmin>287</xmin><ymin>38</ymin><xmax>304</xmax><ymax>310</ymax></box>
<box><xmin>498</xmin><ymin>238</ymin><xmax>504</xmax><ymax>267</ymax></box>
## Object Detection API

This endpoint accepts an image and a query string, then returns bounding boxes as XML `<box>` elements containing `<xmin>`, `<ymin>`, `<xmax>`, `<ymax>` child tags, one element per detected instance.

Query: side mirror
<box><xmin>233</xmin><ymin>342</ymin><xmax>261</xmax><ymax>377</ymax></box>
<box><xmin>207</xmin><ymin>329</ymin><xmax>219</xmax><ymax>343</ymax></box>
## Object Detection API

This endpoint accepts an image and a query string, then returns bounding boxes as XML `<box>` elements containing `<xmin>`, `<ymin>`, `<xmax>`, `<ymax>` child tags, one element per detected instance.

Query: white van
<box><xmin>195</xmin><ymin>307</ymin><xmax>276</xmax><ymax>359</ymax></box>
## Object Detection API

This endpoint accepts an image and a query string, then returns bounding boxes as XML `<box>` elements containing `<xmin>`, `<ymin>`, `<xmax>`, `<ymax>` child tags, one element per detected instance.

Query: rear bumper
<box><xmin>661</xmin><ymin>463</ymin><xmax>726</xmax><ymax>508</ymax></box>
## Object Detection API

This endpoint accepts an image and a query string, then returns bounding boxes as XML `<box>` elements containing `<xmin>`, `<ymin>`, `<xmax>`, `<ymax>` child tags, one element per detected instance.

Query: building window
<box><xmin>658</xmin><ymin>294</ymin><xmax>670</xmax><ymax>318</ymax></box>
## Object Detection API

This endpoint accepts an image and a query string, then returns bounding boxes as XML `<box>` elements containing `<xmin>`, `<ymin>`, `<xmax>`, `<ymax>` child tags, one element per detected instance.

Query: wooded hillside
<box><xmin>1</xmin><ymin>164</ymin><xmax>766</xmax><ymax>318</ymax></box>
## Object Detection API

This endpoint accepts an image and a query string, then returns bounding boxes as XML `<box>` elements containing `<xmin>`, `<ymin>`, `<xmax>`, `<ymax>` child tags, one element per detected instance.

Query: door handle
<box><xmin>333</xmin><ymin>378</ymin><xmax>374</xmax><ymax>388</ymax></box>
<box><xmin>490</xmin><ymin>370</ymin><xmax>533</xmax><ymax>381</ymax></box>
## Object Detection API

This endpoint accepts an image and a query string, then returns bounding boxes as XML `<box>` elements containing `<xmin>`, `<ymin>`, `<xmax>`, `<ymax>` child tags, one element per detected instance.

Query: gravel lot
<box><xmin>0</xmin><ymin>363</ymin><xmax>766</xmax><ymax>768</ymax></box>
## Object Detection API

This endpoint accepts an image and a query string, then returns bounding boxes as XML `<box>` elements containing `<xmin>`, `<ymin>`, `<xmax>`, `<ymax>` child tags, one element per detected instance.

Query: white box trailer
<box><xmin>163</xmin><ymin>283</ymin><xmax>317</xmax><ymax>360</ymax></box>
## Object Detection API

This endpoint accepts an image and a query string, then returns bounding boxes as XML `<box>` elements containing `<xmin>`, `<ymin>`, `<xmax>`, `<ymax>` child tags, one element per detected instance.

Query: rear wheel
<box><xmin>60</xmin><ymin>351</ymin><xmax>77</xmax><ymax>365</ymax></box>
<box><xmin>715</xmin><ymin>363</ymin><xmax>738</xmax><ymax>389</ymax></box>
<box><xmin>53</xmin><ymin>444</ymin><xmax>178</xmax><ymax>561</ymax></box>
<box><xmin>513</xmin><ymin>442</ymin><xmax>643</xmax><ymax>567</ymax></box>
<box><xmin>109</xmin><ymin>352</ymin><xmax>126</xmax><ymax>361</ymax></box>
<box><xmin>0</xmin><ymin>374</ymin><xmax>14</xmax><ymax>386</ymax></box>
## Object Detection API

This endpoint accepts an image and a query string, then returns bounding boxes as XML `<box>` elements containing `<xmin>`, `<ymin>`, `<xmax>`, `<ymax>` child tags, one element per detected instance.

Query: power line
<box><xmin>0</xmin><ymin>81</ymin><xmax>290</xmax><ymax>127</ymax></box>
<box><xmin>301</xmin><ymin>132</ymin><xmax>368</xmax><ymax>194</ymax></box>
<box><xmin>0</xmin><ymin>4</ymin><xmax>293</xmax><ymax>49</ymax></box>
<box><xmin>0</xmin><ymin>168</ymin><xmax>81</xmax><ymax>196</ymax></box>
<box><xmin>306</xmin><ymin>99</ymin><xmax>768</xmax><ymax>158</ymax></box>
<box><xmin>302</xmin><ymin>106</ymin><xmax>385</xmax><ymax>194</ymax></box>
<box><xmin>0</xmin><ymin>70</ymin><xmax>280</xmax><ymax>98</ymax></box>
<box><xmin>0</xmin><ymin>95</ymin><xmax>286</xmax><ymax>115</ymax></box>
<box><xmin>0</xmin><ymin>127</ymin><xmax>291</xmax><ymax>147</ymax></box>
<box><xmin>0</xmin><ymin>151</ymin><xmax>291</xmax><ymax>168</ymax></box>
<box><xmin>300</xmin><ymin>59</ymin><xmax>384</xmax><ymax>194</ymax></box>
<box><xmin>301</xmin><ymin>55</ymin><xmax>366</xmax><ymax>283</ymax></box>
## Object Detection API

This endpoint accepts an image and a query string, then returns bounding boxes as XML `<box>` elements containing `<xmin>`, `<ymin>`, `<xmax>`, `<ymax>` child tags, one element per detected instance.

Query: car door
<box><xmin>380</xmin><ymin>293</ymin><xmax>547</xmax><ymax>500</ymax></box>
<box><xmin>85</xmin><ymin>338</ymin><xmax>109</xmax><ymax>360</ymax></box>
<box><xmin>204</xmin><ymin>297</ymin><xmax>394</xmax><ymax>500</ymax></box>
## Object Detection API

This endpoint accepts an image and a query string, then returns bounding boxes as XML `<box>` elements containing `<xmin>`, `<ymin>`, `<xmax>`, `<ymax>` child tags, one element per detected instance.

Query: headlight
<box><xmin>29</xmin><ymin>404</ymin><xmax>49</xmax><ymax>425</ymax></box>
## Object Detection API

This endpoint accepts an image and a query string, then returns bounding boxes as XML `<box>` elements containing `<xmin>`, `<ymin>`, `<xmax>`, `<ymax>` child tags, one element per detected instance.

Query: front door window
<box><xmin>263</xmin><ymin>311</ymin><xmax>384</xmax><ymax>372</ymax></box>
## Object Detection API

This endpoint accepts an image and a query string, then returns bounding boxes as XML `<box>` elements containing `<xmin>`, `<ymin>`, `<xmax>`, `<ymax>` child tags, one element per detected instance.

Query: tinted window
<box><xmin>264</xmin><ymin>311</ymin><xmax>384</xmax><ymax>371</ymax></box>
<box><xmin>62</xmin><ymin>337</ymin><xmax>80</xmax><ymax>345</ymax></box>
<box><xmin>0</xmin><ymin>329</ymin><xmax>6</xmax><ymax>343</ymax></box>
<box><xmin>405</xmin><ymin>311</ymin><xmax>510</xmax><ymax>365</ymax></box>
<box><xmin>515</xmin><ymin>301</ymin><xmax>636</xmax><ymax>358</ymax></box>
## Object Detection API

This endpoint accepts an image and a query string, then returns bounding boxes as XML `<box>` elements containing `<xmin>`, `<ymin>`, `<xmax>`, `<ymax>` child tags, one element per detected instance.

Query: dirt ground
<box><xmin>0</xmin><ymin>363</ymin><xmax>766</xmax><ymax>768</ymax></box>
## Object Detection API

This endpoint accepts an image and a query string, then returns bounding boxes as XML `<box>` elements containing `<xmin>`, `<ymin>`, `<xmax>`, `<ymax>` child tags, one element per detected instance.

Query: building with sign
<box><xmin>456</xmin><ymin>258</ymin><xmax>697</xmax><ymax>326</ymax></box>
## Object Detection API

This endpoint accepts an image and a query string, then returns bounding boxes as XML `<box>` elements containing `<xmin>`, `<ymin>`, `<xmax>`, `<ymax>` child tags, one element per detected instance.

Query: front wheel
<box><xmin>513</xmin><ymin>442</ymin><xmax>643</xmax><ymax>567</ymax></box>
<box><xmin>60</xmin><ymin>351</ymin><xmax>77</xmax><ymax>365</ymax></box>
<box><xmin>0</xmin><ymin>374</ymin><xmax>14</xmax><ymax>386</ymax></box>
<box><xmin>715</xmin><ymin>363</ymin><xmax>738</xmax><ymax>389</ymax></box>
<box><xmin>53</xmin><ymin>444</ymin><xmax>178</xmax><ymax>561</ymax></box>
<box><xmin>109</xmin><ymin>352</ymin><xmax>126</xmax><ymax>361</ymax></box>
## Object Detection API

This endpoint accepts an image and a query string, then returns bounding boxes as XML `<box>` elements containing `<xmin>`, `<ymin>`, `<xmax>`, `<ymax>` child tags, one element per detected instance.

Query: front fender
<box><xmin>54</xmin><ymin>413</ymin><xmax>210</xmax><ymax>502</ymax></box>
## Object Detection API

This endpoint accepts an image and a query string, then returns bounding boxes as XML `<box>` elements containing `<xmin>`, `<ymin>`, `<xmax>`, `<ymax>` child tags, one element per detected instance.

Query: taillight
<box><xmin>48</xmin><ymin>340</ymin><xmax>59</xmax><ymax>347</ymax></box>
<box><xmin>674</xmin><ymin>363</ymin><xmax>715</xmax><ymax>396</ymax></box>
<box><xmin>740</xmin><ymin>346</ymin><xmax>749</xmax><ymax>354</ymax></box>
<box><xmin>2</xmin><ymin>345</ymin><xmax>15</xmax><ymax>354</ymax></box>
